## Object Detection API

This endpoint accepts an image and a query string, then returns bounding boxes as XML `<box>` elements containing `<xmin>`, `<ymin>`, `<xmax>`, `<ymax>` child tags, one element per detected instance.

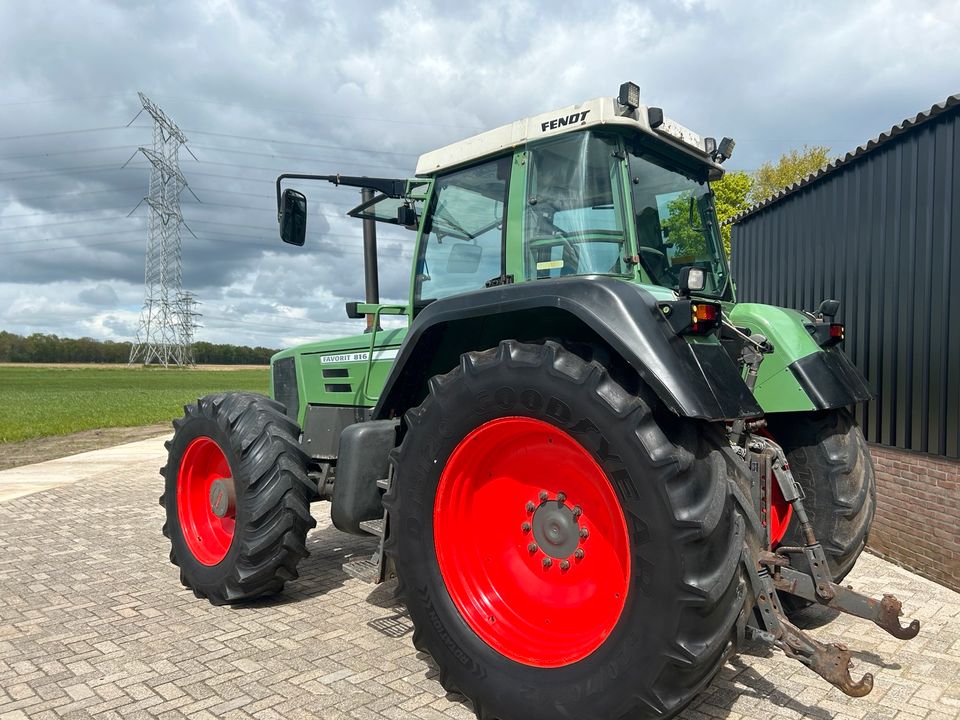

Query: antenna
<box><xmin>128</xmin><ymin>92</ymin><xmax>201</xmax><ymax>367</ymax></box>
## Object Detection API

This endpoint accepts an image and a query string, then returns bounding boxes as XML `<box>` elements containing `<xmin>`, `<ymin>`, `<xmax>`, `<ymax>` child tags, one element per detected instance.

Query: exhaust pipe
<box><xmin>361</xmin><ymin>187</ymin><xmax>380</xmax><ymax>332</ymax></box>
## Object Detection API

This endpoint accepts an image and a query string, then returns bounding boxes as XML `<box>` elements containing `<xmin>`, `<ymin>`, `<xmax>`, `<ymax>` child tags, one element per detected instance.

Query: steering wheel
<box><xmin>638</xmin><ymin>246</ymin><xmax>676</xmax><ymax>283</ymax></box>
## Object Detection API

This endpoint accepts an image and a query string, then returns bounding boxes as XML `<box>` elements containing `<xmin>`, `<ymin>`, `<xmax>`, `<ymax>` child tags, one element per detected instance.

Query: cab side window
<box><xmin>523</xmin><ymin>132</ymin><xmax>627</xmax><ymax>280</ymax></box>
<box><xmin>414</xmin><ymin>157</ymin><xmax>510</xmax><ymax>306</ymax></box>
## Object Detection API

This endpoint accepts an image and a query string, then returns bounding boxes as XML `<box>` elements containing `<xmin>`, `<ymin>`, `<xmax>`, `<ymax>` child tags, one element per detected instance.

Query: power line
<box><xmin>0</xmin><ymin>190</ymin><xmax>373</xmax><ymax>226</ymax></box>
<box><xmin>177</xmin><ymin>157</ymin><xmax>409</xmax><ymax>176</ymax></box>
<box><xmin>190</xmin><ymin>137</ymin><xmax>418</xmax><ymax>158</ymax></box>
<box><xmin>157</xmin><ymin>94</ymin><xmax>473</xmax><ymax>130</ymax></box>
<box><xmin>0</xmin><ymin>125</ymin><xmax>149</xmax><ymax>142</ymax></box>
<box><xmin>4</xmin><ymin>188</ymin><xmax>132</xmax><ymax>203</ymax></box>
<box><xmin>3</xmin><ymin>182</ymin><xmax>351</xmax><ymax>206</ymax></box>
<box><xmin>0</xmin><ymin>155</ymin><xmax>404</xmax><ymax>181</ymax></box>
<box><xmin>0</xmin><ymin>160</ymin><xmax>149</xmax><ymax>179</ymax></box>
<box><xmin>0</xmin><ymin>214</ymin><xmax>138</xmax><ymax>232</ymax></box>
<box><xmin>0</xmin><ymin>144</ymin><xmax>140</xmax><ymax>161</ymax></box>
<box><xmin>190</xmin><ymin>229</ymin><xmax>411</xmax><ymax>259</ymax></box>
<box><xmin>0</xmin><ymin>232</ymin><xmax>411</xmax><ymax>260</ymax></box>
<box><xmin>0</xmin><ymin>233</ymin><xmax>145</xmax><ymax>256</ymax></box>
<box><xmin>0</xmin><ymin>92</ymin><xmax>134</xmax><ymax>108</ymax></box>
<box><xmin>0</xmin><ymin>164</ymin><xmax>147</xmax><ymax>181</ymax></box>
<box><xmin>189</xmin><ymin>143</ymin><xmax>416</xmax><ymax>166</ymax></box>
<box><xmin>0</xmin><ymin>196</ymin><xmax>357</xmax><ymax>222</ymax></box>
<box><xmin>200</xmin><ymin>311</ymin><xmax>367</xmax><ymax>330</ymax></box>
<box><xmin>0</xmin><ymin>204</ymin><xmax>149</xmax><ymax>221</ymax></box>
<box><xmin>173</xmin><ymin>168</ymin><xmax>338</xmax><ymax>187</ymax></box>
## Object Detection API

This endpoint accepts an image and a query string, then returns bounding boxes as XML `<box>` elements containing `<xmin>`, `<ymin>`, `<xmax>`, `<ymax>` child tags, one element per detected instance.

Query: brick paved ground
<box><xmin>0</xmin><ymin>438</ymin><xmax>958</xmax><ymax>720</ymax></box>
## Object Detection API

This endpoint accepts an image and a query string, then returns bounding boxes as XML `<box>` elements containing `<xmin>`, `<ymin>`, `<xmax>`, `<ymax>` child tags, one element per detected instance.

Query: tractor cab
<box><xmin>412</xmin><ymin>126</ymin><xmax>732</xmax><ymax>305</ymax></box>
<box><xmin>277</xmin><ymin>83</ymin><xmax>736</xmax><ymax>320</ymax></box>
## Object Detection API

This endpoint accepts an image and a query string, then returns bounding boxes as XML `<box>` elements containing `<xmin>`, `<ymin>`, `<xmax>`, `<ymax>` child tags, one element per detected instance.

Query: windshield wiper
<box><xmin>433</xmin><ymin>212</ymin><xmax>476</xmax><ymax>240</ymax></box>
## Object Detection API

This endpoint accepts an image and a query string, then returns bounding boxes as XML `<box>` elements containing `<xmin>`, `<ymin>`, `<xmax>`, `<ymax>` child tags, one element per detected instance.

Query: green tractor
<box><xmin>161</xmin><ymin>82</ymin><xmax>919</xmax><ymax>719</ymax></box>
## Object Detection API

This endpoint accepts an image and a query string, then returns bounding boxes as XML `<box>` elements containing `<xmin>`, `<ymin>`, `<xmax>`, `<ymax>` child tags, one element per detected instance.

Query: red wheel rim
<box><xmin>769</xmin><ymin>475</ymin><xmax>792</xmax><ymax>546</ymax></box>
<box><xmin>177</xmin><ymin>436</ymin><xmax>235</xmax><ymax>566</ymax></box>
<box><xmin>434</xmin><ymin>417</ymin><xmax>630</xmax><ymax>667</ymax></box>
<box><xmin>757</xmin><ymin>430</ymin><xmax>793</xmax><ymax>546</ymax></box>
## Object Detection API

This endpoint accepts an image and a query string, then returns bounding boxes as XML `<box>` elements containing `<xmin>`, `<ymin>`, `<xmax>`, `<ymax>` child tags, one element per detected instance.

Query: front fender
<box><xmin>374</xmin><ymin>276</ymin><xmax>761</xmax><ymax>421</ymax></box>
<box><xmin>728</xmin><ymin>303</ymin><xmax>872</xmax><ymax>413</ymax></box>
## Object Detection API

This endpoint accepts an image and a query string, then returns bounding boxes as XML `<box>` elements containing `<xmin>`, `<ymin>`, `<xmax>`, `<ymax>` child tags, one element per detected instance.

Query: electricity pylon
<box><xmin>128</xmin><ymin>92</ymin><xmax>200</xmax><ymax>366</ymax></box>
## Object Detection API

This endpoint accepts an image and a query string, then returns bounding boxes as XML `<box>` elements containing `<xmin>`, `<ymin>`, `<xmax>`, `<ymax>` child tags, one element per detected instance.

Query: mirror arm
<box><xmin>275</xmin><ymin>173</ymin><xmax>408</xmax><ymax>212</ymax></box>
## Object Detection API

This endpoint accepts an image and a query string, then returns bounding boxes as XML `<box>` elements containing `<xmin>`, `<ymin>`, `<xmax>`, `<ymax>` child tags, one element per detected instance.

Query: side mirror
<box><xmin>818</xmin><ymin>299</ymin><xmax>840</xmax><ymax>318</ymax></box>
<box><xmin>678</xmin><ymin>266</ymin><xmax>706</xmax><ymax>296</ymax></box>
<box><xmin>279</xmin><ymin>188</ymin><xmax>307</xmax><ymax>246</ymax></box>
<box><xmin>446</xmin><ymin>243</ymin><xmax>483</xmax><ymax>274</ymax></box>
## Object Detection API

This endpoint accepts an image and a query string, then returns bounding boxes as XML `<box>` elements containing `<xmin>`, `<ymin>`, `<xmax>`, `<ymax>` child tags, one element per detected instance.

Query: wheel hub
<box><xmin>209</xmin><ymin>478</ymin><xmax>235</xmax><ymax>518</ymax></box>
<box><xmin>532</xmin><ymin>499</ymin><xmax>579</xmax><ymax>559</ymax></box>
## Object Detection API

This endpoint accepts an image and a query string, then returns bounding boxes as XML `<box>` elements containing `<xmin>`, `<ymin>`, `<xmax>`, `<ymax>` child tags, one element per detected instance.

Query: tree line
<box><xmin>712</xmin><ymin>145</ymin><xmax>832</xmax><ymax>255</ymax></box>
<box><xmin>0</xmin><ymin>331</ymin><xmax>277</xmax><ymax>365</ymax></box>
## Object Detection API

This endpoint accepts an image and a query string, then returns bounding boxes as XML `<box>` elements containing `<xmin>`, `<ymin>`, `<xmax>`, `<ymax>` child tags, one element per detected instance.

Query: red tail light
<box><xmin>690</xmin><ymin>302</ymin><xmax>721</xmax><ymax>334</ymax></box>
<box><xmin>659</xmin><ymin>300</ymin><xmax>722</xmax><ymax>335</ymax></box>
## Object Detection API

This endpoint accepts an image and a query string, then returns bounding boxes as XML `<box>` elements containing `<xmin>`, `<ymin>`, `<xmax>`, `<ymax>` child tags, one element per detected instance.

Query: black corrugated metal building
<box><xmin>731</xmin><ymin>94</ymin><xmax>960</xmax><ymax>457</ymax></box>
<box><xmin>729</xmin><ymin>94</ymin><xmax>960</xmax><ymax>590</ymax></box>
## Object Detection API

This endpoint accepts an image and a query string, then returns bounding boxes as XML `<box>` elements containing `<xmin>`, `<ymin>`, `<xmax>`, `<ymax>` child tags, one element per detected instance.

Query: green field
<box><xmin>0</xmin><ymin>365</ymin><xmax>270</xmax><ymax>443</ymax></box>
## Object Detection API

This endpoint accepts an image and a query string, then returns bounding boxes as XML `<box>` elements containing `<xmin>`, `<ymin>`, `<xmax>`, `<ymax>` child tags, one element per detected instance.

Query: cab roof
<box><xmin>415</xmin><ymin>95</ymin><xmax>726</xmax><ymax>179</ymax></box>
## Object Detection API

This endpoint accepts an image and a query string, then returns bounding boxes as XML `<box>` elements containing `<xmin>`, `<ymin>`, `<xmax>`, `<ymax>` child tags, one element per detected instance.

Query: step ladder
<box><xmin>342</xmin><ymin>476</ymin><xmax>392</xmax><ymax>583</ymax></box>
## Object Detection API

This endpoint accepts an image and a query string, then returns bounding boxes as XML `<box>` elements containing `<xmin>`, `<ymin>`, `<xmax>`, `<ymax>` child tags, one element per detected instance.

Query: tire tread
<box><xmin>161</xmin><ymin>392</ymin><xmax>316</xmax><ymax>605</ymax></box>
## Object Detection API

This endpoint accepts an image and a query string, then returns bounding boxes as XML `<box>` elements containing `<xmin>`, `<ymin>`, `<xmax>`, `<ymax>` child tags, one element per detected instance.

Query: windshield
<box><xmin>628</xmin><ymin>146</ymin><xmax>729</xmax><ymax>297</ymax></box>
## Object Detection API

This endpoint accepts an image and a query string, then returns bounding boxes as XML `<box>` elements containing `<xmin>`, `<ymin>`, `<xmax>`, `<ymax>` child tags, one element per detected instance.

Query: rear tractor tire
<box><xmin>161</xmin><ymin>392</ymin><xmax>316</xmax><ymax>605</ymax></box>
<box><xmin>384</xmin><ymin>340</ymin><xmax>758</xmax><ymax>720</ymax></box>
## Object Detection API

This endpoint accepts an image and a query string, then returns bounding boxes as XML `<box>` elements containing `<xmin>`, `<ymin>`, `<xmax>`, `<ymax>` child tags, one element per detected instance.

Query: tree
<box><xmin>0</xmin><ymin>332</ymin><xmax>277</xmax><ymax>364</ymax></box>
<box><xmin>711</xmin><ymin>170</ymin><xmax>753</xmax><ymax>256</ymax></box>
<box><xmin>660</xmin><ymin>191</ymin><xmax>706</xmax><ymax>258</ymax></box>
<box><xmin>749</xmin><ymin>145</ymin><xmax>832</xmax><ymax>206</ymax></box>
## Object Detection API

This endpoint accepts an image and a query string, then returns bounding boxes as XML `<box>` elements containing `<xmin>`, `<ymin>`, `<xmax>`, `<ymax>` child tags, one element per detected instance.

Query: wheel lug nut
<box><xmin>559</xmin><ymin>560</ymin><xmax>570</xmax><ymax>571</ymax></box>
<box><xmin>579</xmin><ymin>527</ymin><xmax>589</xmax><ymax>539</ymax></box>
<box><xmin>539</xmin><ymin>490</ymin><xmax>548</xmax><ymax>502</ymax></box>
<box><xmin>572</xmin><ymin>505</ymin><xmax>582</xmax><ymax>518</ymax></box>
<box><xmin>542</xmin><ymin>558</ymin><xmax>552</xmax><ymax>569</ymax></box>
<box><xmin>521</xmin><ymin>522</ymin><xmax>531</xmax><ymax>533</ymax></box>
<box><xmin>556</xmin><ymin>492</ymin><xmax>566</xmax><ymax>504</ymax></box>
<box><xmin>525</xmin><ymin>501</ymin><xmax>536</xmax><ymax>513</ymax></box>
<box><xmin>574</xmin><ymin>549</ymin><xmax>585</xmax><ymax>560</ymax></box>
<box><xmin>528</xmin><ymin>543</ymin><xmax>538</xmax><ymax>553</ymax></box>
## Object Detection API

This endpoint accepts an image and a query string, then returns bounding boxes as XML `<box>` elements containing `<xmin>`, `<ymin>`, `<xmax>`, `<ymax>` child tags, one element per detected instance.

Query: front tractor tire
<box><xmin>384</xmin><ymin>341</ymin><xmax>757</xmax><ymax>720</ymax></box>
<box><xmin>161</xmin><ymin>392</ymin><xmax>316</xmax><ymax>605</ymax></box>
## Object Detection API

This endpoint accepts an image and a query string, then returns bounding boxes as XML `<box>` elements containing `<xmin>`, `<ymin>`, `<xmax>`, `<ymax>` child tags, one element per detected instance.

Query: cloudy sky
<box><xmin>1</xmin><ymin>0</ymin><xmax>957</xmax><ymax>349</ymax></box>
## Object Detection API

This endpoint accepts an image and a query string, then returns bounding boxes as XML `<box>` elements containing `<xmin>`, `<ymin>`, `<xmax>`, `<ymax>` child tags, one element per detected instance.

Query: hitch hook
<box><xmin>876</xmin><ymin>594</ymin><xmax>921</xmax><ymax>640</ymax></box>
<box><xmin>804</xmin><ymin>642</ymin><xmax>874</xmax><ymax>698</ymax></box>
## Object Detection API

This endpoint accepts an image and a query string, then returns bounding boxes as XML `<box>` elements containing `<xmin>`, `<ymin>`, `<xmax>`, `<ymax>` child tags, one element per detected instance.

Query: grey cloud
<box><xmin>1</xmin><ymin>0</ymin><xmax>959</xmax><ymax>346</ymax></box>
<box><xmin>77</xmin><ymin>282</ymin><xmax>119</xmax><ymax>306</ymax></box>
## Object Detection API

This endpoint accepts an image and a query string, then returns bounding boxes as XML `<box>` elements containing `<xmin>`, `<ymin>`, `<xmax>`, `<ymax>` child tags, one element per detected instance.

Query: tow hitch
<box><xmin>737</xmin><ymin>436</ymin><xmax>920</xmax><ymax>696</ymax></box>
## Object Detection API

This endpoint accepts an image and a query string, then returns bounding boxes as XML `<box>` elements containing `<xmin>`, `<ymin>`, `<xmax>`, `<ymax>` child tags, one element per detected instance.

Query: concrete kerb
<box><xmin>0</xmin><ymin>435</ymin><xmax>170</xmax><ymax>503</ymax></box>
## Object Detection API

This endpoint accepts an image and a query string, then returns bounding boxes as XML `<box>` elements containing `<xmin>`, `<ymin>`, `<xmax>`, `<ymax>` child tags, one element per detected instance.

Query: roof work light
<box><xmin>618</xmin><ymin>81</ymin><xmax>640</xmax><ymax>111</ymax></box>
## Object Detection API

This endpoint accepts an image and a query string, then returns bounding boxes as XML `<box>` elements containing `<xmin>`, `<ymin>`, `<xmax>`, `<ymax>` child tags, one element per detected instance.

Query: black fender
<box><xmin>374</xmin><ymin>276</ymin><xmax>762</xmax><ymax>421</ymax></box>
<box><xmin>788</xmin><ymin>347</ymin><xmax>873</xmax><ymax>409</ymax></box>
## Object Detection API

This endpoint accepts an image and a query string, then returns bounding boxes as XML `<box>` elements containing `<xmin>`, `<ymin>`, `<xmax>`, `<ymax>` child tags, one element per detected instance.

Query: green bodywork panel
<box><xmin>270</xmin><ymin>305</ymin><xmax>408</xmax><ymax>428</ymax></box>
<box><xmin>727</xmin><ymin>303</ymin><xmax>821</xmax><ymax>413</ymax></box>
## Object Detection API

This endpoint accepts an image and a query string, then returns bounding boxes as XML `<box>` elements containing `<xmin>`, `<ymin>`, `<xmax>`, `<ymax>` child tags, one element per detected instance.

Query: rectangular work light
<box><xmin>618</xmin><ymin>81</ymin><xmax>640</xmax><ymax>111</ymax></box>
